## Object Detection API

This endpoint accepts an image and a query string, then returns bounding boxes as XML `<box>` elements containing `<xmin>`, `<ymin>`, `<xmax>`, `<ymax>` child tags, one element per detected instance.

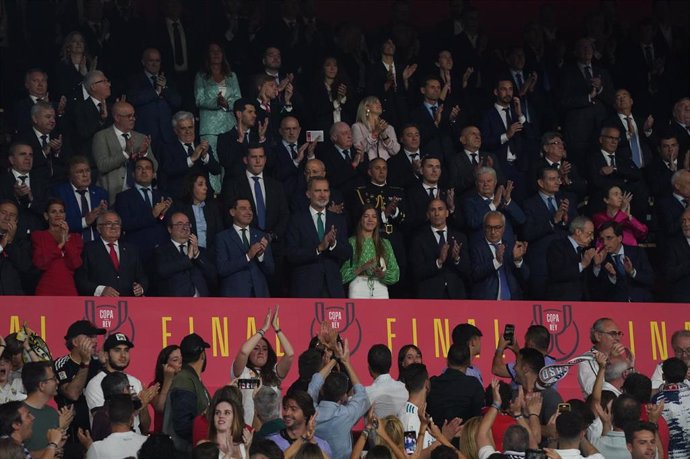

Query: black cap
<box><xmin>180</xmin><ymin>333</ymin><xmax>210</xmax><ymax>360</ymax></box>
<box><xmin>64</xmin><ymin>320</ymin><xmax>106</xmax><ymax>340</ymax></box>
<box><xmin>103</xmin><ymin>333</ymin><xmax>134</xmax><ymax>351</ymax></box>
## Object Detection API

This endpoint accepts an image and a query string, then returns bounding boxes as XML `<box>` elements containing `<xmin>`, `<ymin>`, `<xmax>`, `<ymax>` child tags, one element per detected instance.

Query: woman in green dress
<box><xmin>194</xmin><ymin>42</ymin><xmax>241</xmax><ymax>193</ymax></box>
<box><xmin>341</xmin><ymin>205</ymin><xmax>400</xmax><ymax>298</ymax></box>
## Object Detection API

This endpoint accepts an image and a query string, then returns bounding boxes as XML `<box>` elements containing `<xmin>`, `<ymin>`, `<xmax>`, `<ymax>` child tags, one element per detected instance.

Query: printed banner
<box><xmin>1</xmin><ymin>297</ymin><xmax>687</xmax><ymax>400</ymax></box>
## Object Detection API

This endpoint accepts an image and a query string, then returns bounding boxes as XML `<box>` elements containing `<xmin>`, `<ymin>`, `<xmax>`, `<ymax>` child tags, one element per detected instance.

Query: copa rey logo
<box><xmin>84</xmin><ymin>300</ymin><xmax>135</xmax><ymax>341</ymax></box>
<box><xmin>531</xmin><ymin>304</ymin><xmax>579</xmax><ymax>362</ymax></box>
<box><xmin>309</xmin><ymin>302</ymin><xmax>362</xmax><ymax>355</ymax></box>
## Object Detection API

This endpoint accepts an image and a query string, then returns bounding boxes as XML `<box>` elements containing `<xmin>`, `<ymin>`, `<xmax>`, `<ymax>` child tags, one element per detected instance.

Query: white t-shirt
<box><xmin>365</xmin><ymin>374</ymin><xmax>408</xmax><ymax>418</ymax></box>
<box><xmin>397</xmin><ymin>401</ymin><xmax>435</xmax><ymax>448</ymax></box>
<box><xmin>86</xmin><ymin>431</ymin><xmax>147</xmax><ymax>459</ymax></box>
<box><xmin>231</xmin><ymin>363</ymin><xmax>281</xmax><ymax>426</ymax></box>
<box><xmin>84</xmin><ymin>371</ymin><xmax>144</xmax><ymax>432</ymax></box>
<box><xmin>0</xmin><ymin>379</ymin><xmax>26</xmax><ymax>403</ymax></box>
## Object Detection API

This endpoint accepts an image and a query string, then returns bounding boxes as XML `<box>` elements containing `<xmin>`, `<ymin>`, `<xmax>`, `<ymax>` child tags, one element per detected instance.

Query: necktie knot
<box><xmin>342</xmin><ymin>149</ymin><xmax>351</xmax><ymax>160</ymax></box>
<box><xmin>288</xmin><ymin>143</ymin><xmax>298</xmax><ymax>159</ymax></box>
<box><xmin>409</xmin><ymin>153</ymin><xmax>419</xmax><ymax>160</ymax></box>
<box><xmin>436</xmin><ymin>229</ymin><xmax>446</xmax><ymax>247</ymax></box>
<box><xmin>18</xmin><ymin>175</ymin><xmax>27</xmax><ymax>183</ymax></box>
<box><xmin>470</xmin><ymin>153</ymin><xmax>479</xmax><ymax>165</ymax></box>
<box><xmin>179</xmin><ymin>243</ymin><xmax>186</xmax><ymax>255</ymax></box>
<box><xmin>122</xmin><ymin>133</ymin><xmax>130</xmax><ymax>141</ymax></box>
<box><xmin>76</xmin><ymin>189</ymin><xmax>87</xmax><ymax>196</ymax></box>
<box><xmin>428</xmin><ymin>186</ymin><xmax>436</xmax><ymax>198</ymax></box>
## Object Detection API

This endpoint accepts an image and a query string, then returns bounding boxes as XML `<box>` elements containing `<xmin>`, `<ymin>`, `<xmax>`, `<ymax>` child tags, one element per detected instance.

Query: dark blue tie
<box><xmin>493</xmin><ymin>243</ymin><xmax>511</xmax><ymax>300</ymax></box>
<box><xmin>252</xmin><ymin>176</ymin><xmax>266</xmax><ymax>229</ymax></box>
<box><xmin>547</xmin><ymin>197</ymin><xmax>557</xmax><ymax>214</ymax></box>
<box><xmin>613</xmin><ymin>254</ymin><xmax>626</xmax><ymax>278</ymax></box>
<box><xmin>141</xmin><ymin>187</ymin><xmax>152</xmax><ymax>207</ymax></box>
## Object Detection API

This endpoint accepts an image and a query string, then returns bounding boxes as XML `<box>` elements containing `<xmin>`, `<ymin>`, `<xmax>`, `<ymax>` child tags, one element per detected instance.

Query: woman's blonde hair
<box><xmin>375</xmin><ymin>415</ymin><xmax>405</xmax><ymax>449</ymax></box>
<box><xmin>458</xmin><ymin>416</ymin><xmax>482</xmax><ymax>459</ymax></box>
<box><xmin>355</xmin><ymin>96</ymin><xmax>380</xmax><ymax>124</ymax></box>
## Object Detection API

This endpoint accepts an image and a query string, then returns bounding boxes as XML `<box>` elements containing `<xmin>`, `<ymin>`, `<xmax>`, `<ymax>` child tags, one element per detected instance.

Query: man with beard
<box><xmin>84</xmin><ymin>333</ymin><xmax>152</xmax><ymax>434</ymax></box>
<box><xmin>625</xmin><ymin>422</ymin><xmax>660</xmax><ymax>459</ymax></box>
<box><xmin>21</xmin><ymin>362</ymin><xmax>65</xmax><ymax>455</ymax></box>
<box><xmin>163</xmin><ymin>333</ymin><xmax>211</xmax><ymax>453</ymax></box>
<box><xmin>266</xmin><ymin>390</ymin><xmax>332</xmax><ymax>456</ymax></box>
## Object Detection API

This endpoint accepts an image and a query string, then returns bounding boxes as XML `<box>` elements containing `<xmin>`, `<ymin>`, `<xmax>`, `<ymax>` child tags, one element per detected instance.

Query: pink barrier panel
<box><xmin>1</xmin><ymin>297</ymin><xmax>687</xmax><ymax>400</ymax></box>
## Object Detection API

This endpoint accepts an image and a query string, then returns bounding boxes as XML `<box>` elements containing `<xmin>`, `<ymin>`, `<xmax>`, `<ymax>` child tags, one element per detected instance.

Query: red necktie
<box><xmin>108</xmin><ymin>243</ymin><xmax>120</xmax><ymax>270</ymax></box>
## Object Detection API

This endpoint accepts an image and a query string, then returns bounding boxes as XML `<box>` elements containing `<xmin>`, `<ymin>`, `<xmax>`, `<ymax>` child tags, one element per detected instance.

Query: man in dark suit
<box><xmin>75</xmin><ymin>210</ymin><xmax>148</xmax><ymax>297</ymax></box>
<box><xmin>645</xmin><ymin>132</ymin><xmax>679</xmax><ymax>199</ymax></box>
<box><xmin>126</xmin><ymin>48</ymin><xmax>181</xmax><ymax>151</ymax></box>
<box><xmin>470</xmin><ymin>211</ymin><xmax>528</xmax><ymax>300</ymax></box>
<box><xmin>426</xmin><ymin>343</ymin><xmax>484</xmax><ymax>426</ymax></box>
<box><xmin>159</xmin><ymin>111</ymin><xmax>221</xmax><ymax>198</ymax></box>
<box><xmin>154</xmin><ymin>212</ymin><xmax>216</xmax><ymax>297</ymax></box>
<box><xmin>663</xmin><ymin>207</ymin><xmax>690</xmax><ymax>303</ymax></box>
<box><xmin>528</xmin><ymin>131</ymin><xmax>587</xmax><ymax>200</ymax></box>
<box><xmin>215</xmin><ymin>198</ymin><xmax>274</xmax><ymax>297</ymax></box>
<box><xmin>587</xmin><ymin>126</ymin><xmax>648</xmax><ymax>218</ymax></box>
<box><xmin>50</xmin><ymin>156</ymin><xmax>108</xmax><ymax>242</ymax></box>
<box><xmin>593</xmin><ymin>221</ymin><xmax>653</xmax><ymax>302</ymax></box>
<box><xmin>10</xmin><ymin>69</ymin><xmax>66</xmax><ymax>135</ymax></box>
<box><xmin>606</xmin><ymin>89</ymin><xmax>654</xmax><ymax>170</ymax></box>
<box><xmin>405</xmin><ymin>156</ymin><xmax>450</xmax><ymax>233</ymax></box>
<box><xmin>545</xmin><ymin>216</ymin><xmax>597</xmax><ymax>301</ymax></box>
<box><xmin>410</xmin><ymin>198</ymin><xmax>470</xmax><ymax>299</ymax></box>
<box><xmin>657</xmin><ymin>169</ymin><xmax>690</xmax><ymax>237</ymax></box>
<box><xmin>409</xmin><ymin>76</ymin><xmax>459</xmax><ymax>162</ymax></box>
<box><xmin>317</xmin><ymin>122</ymin><xmax>368</xmax><ymax>197</ymax></box>
<box><xmin>522</xmin><ymin>167</ymin><xmax>578</xmax><ymax>298</ymax></box>
<box><xmin>267</xmin><ymin>116</ymin><xmax>314</xmax><ymax>197</ymax></box>
<box><xmin>479</xmin><ymin>78</ymin><xmax>530</xmax><ymax>202</ymax></box>
<box><xmin>72</xmin><ymin>70</ymin><xmax>113</xmax><ymax>160</ymax></box>
<box><xmin>289</xmin><ymin>159</ymin><xmax>347</xmax><ymax>216</ymax></box>
<box><xmin>669</xmin><ymin>98</ymin><xmax>690</xmax><ymax>168</ymax></box>
<box><xmin>447</xmin><ymin>125</ymin><xmax>503</xmax><ymax>198</ymax></box>
<box><xmin>0</xmin><ymin>200</ymin><xmax>33</xmax><ymax>295</ymax></box>
<box><xmin>387</xmin><ymin>124</ymin><xmax>422</xmax><ymax>190</ymax></box>
<box><xmin>217</xmin><ymin>98</ymin><xmax>266</xmax><ymax>183</ymax></box>
<box><xmin>559</xmin><ymin>38</ymin><xmax>614</xmax><ymax>167</ymax></box>
<box><xmin>285</xmin><ymin>177</ymin><xmax>352</xmax><ymax>298</ymax></box>
<box><xmin>0</xmin><ymin>142</ymin><xmax>48</xmax><ymax>233</ymax></box>
<box><xmin>113</xmin><ymin>157</ymin><xmax>171</xmax><ymax>264</ymax></box>
<box><xmin>461</xmin><ymin>167</ymin><xmax>525</xmax><ymax>242</ymax></box>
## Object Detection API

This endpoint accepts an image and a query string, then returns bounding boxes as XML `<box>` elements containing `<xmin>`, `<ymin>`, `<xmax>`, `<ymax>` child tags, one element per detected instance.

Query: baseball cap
<box><xmin>64</xmin><ymin>320</ymin><xmax>106</xmax><ymax>340</ymax></box>
<box><xmin>103</xmin><ymin>333</ymin><xmax>134</xmax><ymax>351</ymax></box>
<box><xmin>180</xmin><ymin>333</ymin><xmax>211</xmax><ymax>360</ymax></box>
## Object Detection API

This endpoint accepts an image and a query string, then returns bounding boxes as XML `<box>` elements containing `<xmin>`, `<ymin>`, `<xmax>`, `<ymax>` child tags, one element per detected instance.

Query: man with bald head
<box><xmin>92</xmin><ymin>101</ymin><xmax>158</xmax><ymax>203</ymax></box>
<box><xmin>269</xmin><ymin>116</ymin><xmax>314</xmax><ymax>196</ymax></box>
<box><xmin>73</xmin><ymin>70</ymin><xmax>113</xmax><ymax>159</ymax></box>
<box><xmin>126</xmin><ymin>47</ymin><xmax>181</xmax><ymax>150</ymax></box>
<box><xmin>317</xmin><ymin>121</ymin><xmax>367</xmax><ymax>196</ymax></box>
<box><xmin>290</xmin><ymin>158</ymin><xmax>346</xmax><ymax>215</ymax></box>
<box><xmin>663</xmin><ymin>207</ymin><xmax>690</xmax><ymax>302</ymax></box>
<box><xmin>447</xmin><ymin>125</ymin><xmax>503</xmax><ymax>196</ymax></box>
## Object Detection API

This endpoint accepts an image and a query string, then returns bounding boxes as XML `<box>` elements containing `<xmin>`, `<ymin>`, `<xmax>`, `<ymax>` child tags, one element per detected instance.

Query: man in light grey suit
<box><xmin>92</xmin><ymin>101</ymin><xmax>158</xmax><ymax>203</ymax></box>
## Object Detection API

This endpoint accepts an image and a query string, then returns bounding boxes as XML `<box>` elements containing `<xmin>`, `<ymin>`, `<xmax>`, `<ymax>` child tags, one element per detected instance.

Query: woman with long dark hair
<box><xmin>149</xmin><ymin>345</ymin><xmax>182</xmax><ymax>432</ymax></box>
<box><xmin>341</xmin><ymin>205</ymin><xmax>400</xmax><ymax>298</ymax></box>
<box><xmin>202</xmin><ymin>390</ymin><xmax>251</xmax><ymax>458</ymax></box>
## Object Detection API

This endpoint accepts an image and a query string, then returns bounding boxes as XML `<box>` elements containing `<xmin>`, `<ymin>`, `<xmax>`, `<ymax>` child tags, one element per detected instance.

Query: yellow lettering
<box><xmin>468</xmin><ymin>318</ymin><xmax>476</xmax><ymax>326</ymax></box>
<box><xmin>9</xmin><ymin>316</ymin><xmax>20</xmax><ymax>334</ymax></box>
<box><xmin>211</xmin><ymin>317</ymin><xmax>229</xmax><ymax>357</ymax></box>
<box><xmin>40</xmin><ymin>316</ymin><xmax>46</xmax><ymax>341</ymax></box>
<box><xmin>247</xmin><ymin>317</ymin><xmax>257</xmax><ymax>340</ymax></box>
<box><xmin>386</xmin><ymin>318</ymin><xmax>397</xmax><ymax>350</ymax></box>
<box><xmin>685</xmin><ymin>322</ymin><xmax>690</xmax><ymax>331</ymax></box>
<box><xmin>650</xmin><ymin>321</ymin><xmax>668</xmax><ymax>361</ymax></box>
<box><xmin>434</xmin><ymin>318</ymin><xmax>450</xmax><ymax>358</ymax></box>
<box><xmin>494</xmin><ymin>319</ymin><xmax>500</xmax><ymax>349</ymax></box>
<box><xmin>411</xmin><ymin>318</ymin><xmax>418</xmax><ymax>346</ymax></box>
<box><xmin>627</xmin><ymin>321</ymin><xmax>635</xmax><ymax>357</ymax></box>
<box><xmin>161</xmin><ymin>317</ymin><xmax>172</xmax><ymax>348</ymax></box>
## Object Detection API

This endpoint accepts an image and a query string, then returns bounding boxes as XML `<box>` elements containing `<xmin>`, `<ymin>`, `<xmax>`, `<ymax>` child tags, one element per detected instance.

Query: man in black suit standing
<box><xmin>645</xmin><ymin>132</ymin><xmax>679</xmax><ymax>199</ymax></box>
<box><xmin>14</xmin><ymin>101</ymin><xmax>68</xmax><ymax>185</ymax></box>
<box><xmin>154</xmin><ymin>212</ymin><xmax>216</xmax><ymax>297</ymax></box>
<box><xmin>10</xmin><ymin>69</ymin><xmax>66</xmax><ymax>135</ymax></box>
<box><xmin>285</xmin><ymin>177</ymin><xmax>352</xmax><ymax>298</ymax></box>
<box><xmin>559</xmin><ymin>38</ymin><xmax>614</xmax><ymax>167</ymax></box>
<box><xmin>470</xmin><ymin>211</ymin><xmax>528</xmax><ymax>300</ymax></box>
<box><xmin>593</xmin><ymin>221</ymin><xmax>654</xmax><ymax>302</ymax></box>
<box><xmin>159</xmin><ymin>111</ymin><xmax>221</xmax><ymax>199</ymax></box>
<box><xmin>0</xmin><ymin>200</ymin><xmax>33</xmax><ymax>295</ymax></box>
<box><xmin>0</xmin><ymin>142</ymin><xmax>48</xmax><ymax>233</ymax></box>
<box><xmin>606</xmin><ymin>89</ymin><xmax>654</xmax><ymax>170</ymax></box>
<box><xmin>657</xmin><ymin>169</ymin><xmax>690</xmax><ymax>237</ymax></box>
<box><xmin>522</xmin><ymin>167</ymin><xmax>578</xmax><ymax>298</ymax></box>
<box><xmin>223</xmin><ymin>145</ymin><xmax>289</xmax><ymax>296</ymax></box>
<box><xmin>217</xmin><ymin>98</ymin><xmax>267</xmax><ymax>183</ymax></box>
<box><xmin>126</xmin><ymin>48</ymin><xmax>181</xmax><ymax>152</ymax></box>
<box><xmin>663</xmin><ymin>207</ymin><xmax>690</xmax><ymax>303</ymax></box>
<box><xmin>387</xmin><ymin>124</ymin><xmax>422</xmax><ymax>190</ymax></box>
<box><xmin>317</xmin><ymin>122</ymin><xmax>367</xmax><ymax>197</ymax></box>
<box><xmin>410</xmin><ymin>198</ymin><xmax>470</xmax><ymax>299</ymax></box>
<box><xmin>76</xmin><ymin>210</ymin><xmax>148</xmax><ymax>297</ymax></box>
<box><xmin>528</xmin><ymin>131</ymin><xmax>587</xmax><ymax>200</ymax></box>
<box><xmin>72</xmin><ymin>70</ymin><xmax>112</xmax><ymax>160</ymax></box>
<box><xmin>545</xmin><ymin>216</ymin><xmax>597</xmax><ymax>301</ymax></box>
<box><xmin>447</xmin><ymin>125</ymin><xmax>503</xmax><ymax>198</ymax></box>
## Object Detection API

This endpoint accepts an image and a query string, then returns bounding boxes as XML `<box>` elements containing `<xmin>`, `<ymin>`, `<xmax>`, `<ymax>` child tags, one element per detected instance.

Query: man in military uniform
<box><xmin>351</xmin><ymin>158</ymin><xmax>408</xmax><ymax>297</ymax></box>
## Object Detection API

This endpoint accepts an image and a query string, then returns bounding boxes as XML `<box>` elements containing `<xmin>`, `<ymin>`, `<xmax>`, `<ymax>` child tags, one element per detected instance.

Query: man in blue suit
<box><xmin>50</xmin><ymin>156</ymin><xmax>108</xmax><ymax>242</ymax></box>
<box><xmin>469</xmin><ymin>211</ymin><xmax>528</xmax><ymax>300</ymax></box>
<box><xmin>593</xmin><ymin>221</ymin><xmax>654</xmax><ymax>302</ymax></box>
<box><xmin>113</xmin><ymin>157</ymin><xmax>171</xmax><ymax>263</ymax></box>
<box><xmin>215</xmin><ymin>198</ymin><xmax>274</xmax><ymax>297</ymax></box>
<box><xmin>154</xmin><ymin>212</ymin><xmax>216</xmax><ymax>297</ymax></box>
<box><xmin>126</xmin><ymin>48</ymin><xmax>181</xmax><ymax>151</ymax></box>
<box><xmin>286</xmin><ymin>177</ymin><xmax>352</xmax><ymax>298</ymax></box>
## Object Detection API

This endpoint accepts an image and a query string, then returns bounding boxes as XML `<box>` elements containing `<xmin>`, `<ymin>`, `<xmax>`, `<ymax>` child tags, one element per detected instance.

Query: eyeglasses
<box><xmin>673</xmin><ymin>347</ymin><xmax>690</xmax><ymax>356</ymax></box>
<box><xmin>485</xmin><ymin>225</ymin><xmax>504</xmax><ymax>231</ymax></box>
<box><xmin>98</xmin><ymin>222</ymin><xmax>121</xmax><ymax>228</ymax></box>
<box><xmin>600</xmin><ymin>330</ymin><xmax>624</xmax><ymax>338</ymax></box>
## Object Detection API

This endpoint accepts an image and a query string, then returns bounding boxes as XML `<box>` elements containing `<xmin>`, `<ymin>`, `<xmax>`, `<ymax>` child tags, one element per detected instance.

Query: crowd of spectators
<box><xmin>1</xmin><ymin>0</ymin><xmax>690</xmax><ymax>301</ymax></box>
<box><xmin>1</xmin><ymin>316</ymin><xmax>690</xmax><ymax>459</ymax></box>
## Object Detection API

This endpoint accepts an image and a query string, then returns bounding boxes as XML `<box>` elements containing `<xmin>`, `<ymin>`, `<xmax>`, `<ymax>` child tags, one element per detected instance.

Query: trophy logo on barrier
<box><xmin>531</xmin><ymin>304</ymin><xmax>579</xmax><ymax>361</ymax></box>
<box><xmin>310</xmin><ymin>302</ymin><xmax>362</xmax><ymax>355</ymax></box>
<box><xmin>84</xmin><ymin>299</ymin><xmax>136</xmax><ymax>341</ymax></box>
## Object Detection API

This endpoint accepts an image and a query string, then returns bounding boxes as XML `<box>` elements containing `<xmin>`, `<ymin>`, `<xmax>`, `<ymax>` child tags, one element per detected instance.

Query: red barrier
<box><xmin>1</xmin><ymin>297</ymin><xmax>686</xmax><ymax>400</ymax></box>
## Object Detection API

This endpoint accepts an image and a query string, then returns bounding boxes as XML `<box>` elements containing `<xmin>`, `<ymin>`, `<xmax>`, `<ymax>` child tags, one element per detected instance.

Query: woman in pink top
<box><xmin>593</xmin><ymin>185</ymin><xmax>648</xmax><ymax>246</ymax></box>
<box><xmin>351</xmin><ymin>96</ymin><xmax>400</xmax><ymax>160</ymax></box>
